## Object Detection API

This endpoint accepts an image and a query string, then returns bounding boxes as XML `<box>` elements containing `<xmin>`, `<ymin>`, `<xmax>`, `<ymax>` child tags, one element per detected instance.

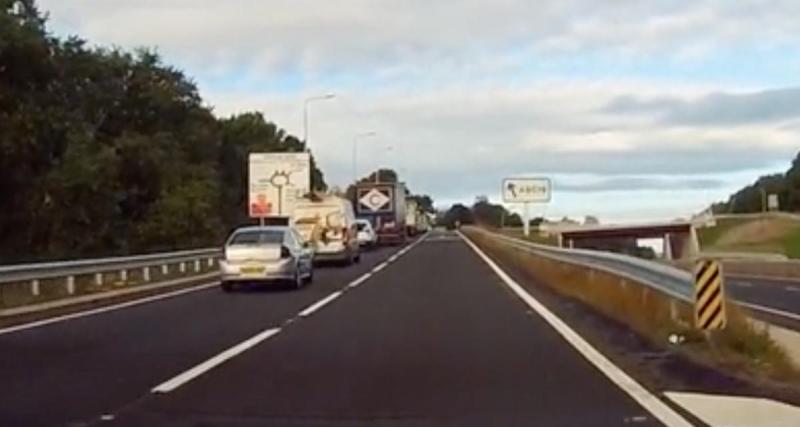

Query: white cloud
<box><xmin>34</xmin><ymin>1</ymin><xmax>800</xmax><ymax>219</ymax></box>
<box><xmin>205</xmin><ymin>81</ymin><xmax>800</xmax><ymax>201</ymax></box>
<box><xmin>39</xmin><ymin>0</ymin><xmax>800</xmax><ymax>78</ymax></box>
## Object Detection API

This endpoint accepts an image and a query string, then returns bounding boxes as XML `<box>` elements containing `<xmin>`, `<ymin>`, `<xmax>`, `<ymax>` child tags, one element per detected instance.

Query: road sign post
<box><xmin>523</xmin><ymin>203</ymin><xmax>530</xmax><ymax>237</ymax></box>
<box><xmin>693</xmin><ymin>259</ymin><xmax>727</xmax><ymax>330</ymax></box>
<box><xmin>502</xmin><ymin>178</ymin><xmax>551</xmax><ymax>237</ymax></box>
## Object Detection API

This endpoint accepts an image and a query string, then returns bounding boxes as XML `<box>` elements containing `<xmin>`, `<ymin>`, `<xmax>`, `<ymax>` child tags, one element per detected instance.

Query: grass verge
<box><xmin>465</xmin><ymin>227</ymin><xmax>800</xmax><ymax>387</ymax></box>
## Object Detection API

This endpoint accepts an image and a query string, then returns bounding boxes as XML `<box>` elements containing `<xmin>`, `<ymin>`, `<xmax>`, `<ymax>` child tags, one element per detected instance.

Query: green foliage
<box><xmin>406</xmin><ymin>194</ymin><xmax>435</xmax><ymax>213</ymax></box>
<box><xmin>442</xmin><ymin>204</ymin><xmax>474</xmax><ymax>228</ymax></box>
<box><xmin>470</xmin><ymin>200</ymin><xmax>522</xmax><ymax>228</ymax></box>
<box><xmin>0</xmin><ymin>2</ymin><xmax>326</xmax><ymax>262</ymax></box>
<box><xmin>713</xmin><ymin>152</ymin><xmax>800</xmax><ymax>213</ymax></box>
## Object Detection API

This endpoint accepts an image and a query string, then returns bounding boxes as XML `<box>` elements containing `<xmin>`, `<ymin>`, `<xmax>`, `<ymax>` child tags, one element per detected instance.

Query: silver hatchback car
<box><xmin>219</xmin><ymin>226</ymin><xmax>314</xmax><ymax>291</ymax></box>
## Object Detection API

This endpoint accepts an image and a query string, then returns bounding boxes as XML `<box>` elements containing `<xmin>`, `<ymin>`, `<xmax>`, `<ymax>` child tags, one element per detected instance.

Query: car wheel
<box><xmin>306</xmin><ymin>267</ymin><xmax>314</xmax><ymax>284</ymax></box>
<box><xmin>221</xmin><ymin>281</ymin><xmax>234</xmax><ymax>292</ymax></box>
<box><xmin>354</xmin><ymin>251</ymin><xmax>361</xmax><ymax>263</ymax></box>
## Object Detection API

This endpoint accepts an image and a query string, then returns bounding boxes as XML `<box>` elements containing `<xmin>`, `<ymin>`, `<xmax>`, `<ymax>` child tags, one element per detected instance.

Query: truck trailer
<box><xmin>353</xmin><ymin>182</ymin><xmax>407</xmax><ymax>245</ymax></box>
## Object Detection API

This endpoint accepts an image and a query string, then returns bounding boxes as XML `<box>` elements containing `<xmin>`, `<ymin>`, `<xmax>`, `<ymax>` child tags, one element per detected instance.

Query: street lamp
<box><xmin>352</xmin><ymin>131</ymin><xmax>376</xmax><ymax>183</ymax></box>
<box><xmin>302</xmin><ymin>93</ymin><xmax>336</xmax><ymax>150</ymax></box>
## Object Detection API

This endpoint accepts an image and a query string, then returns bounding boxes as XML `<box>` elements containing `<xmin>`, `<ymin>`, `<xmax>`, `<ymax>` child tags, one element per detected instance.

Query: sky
<box><xmin>37</xmin><ymin>0</ymin><xmax>800</xmax><ymax>222</ymax></box>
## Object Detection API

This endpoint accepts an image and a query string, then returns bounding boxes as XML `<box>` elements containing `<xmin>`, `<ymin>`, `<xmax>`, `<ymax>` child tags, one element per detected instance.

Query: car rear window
<box><xmin>356</xmin><ymin>223</ymin><xmax>366</xmax><ymax>231</ymax></box>
<box><xmin>228</xmin><ymin>230</ymin><xmax>284</xmax><ymax>245</ymax></box>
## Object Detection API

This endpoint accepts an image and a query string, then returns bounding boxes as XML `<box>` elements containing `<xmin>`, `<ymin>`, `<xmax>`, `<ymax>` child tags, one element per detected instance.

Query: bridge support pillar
<box><xmin>663</xmin><ymin>233</ymin><xmax>674</xmax><ymax>260</ymax></box>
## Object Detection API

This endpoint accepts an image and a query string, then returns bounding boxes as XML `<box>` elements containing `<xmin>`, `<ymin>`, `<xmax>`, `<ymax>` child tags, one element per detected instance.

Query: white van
<box><xmin>291</xmin><ymin>195</ymin><xmax>361</xmax><ymax>265</ymax></box>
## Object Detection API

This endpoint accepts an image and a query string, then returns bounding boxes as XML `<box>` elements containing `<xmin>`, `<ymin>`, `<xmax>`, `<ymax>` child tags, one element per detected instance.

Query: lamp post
<box><xmin>302</xmin><ymin>93</ymin><xmax>336</xmax><ymax>150</ymax></box>
<box><xmin>352</xmin><ymin>131</ymin><xmax>376</xmax><ymax>183</ymax></box>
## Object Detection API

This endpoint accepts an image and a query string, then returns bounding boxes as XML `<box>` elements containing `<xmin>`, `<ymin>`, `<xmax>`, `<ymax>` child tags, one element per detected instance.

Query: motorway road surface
<box><xmin>0</xmin><ymin>231</ymin><xmax>683</xmax><ymax>426</ymax></box>
<box><xmin>728</xmin><ymin>276</ymin><xmax>800</xmax><ymax>321</ymax></box>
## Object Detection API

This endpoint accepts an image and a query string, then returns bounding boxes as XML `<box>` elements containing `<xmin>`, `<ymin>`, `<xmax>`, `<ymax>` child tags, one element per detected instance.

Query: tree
<box><xmin>584</xmin><ymin>215</ymin><xmax>600</xmax><ymax>225</ymax></box>
<box><xmin>0</xmin><ymin>1</ymin><xmax>330</xmax><ymax>261</ymax></box>
<box><xmin>408</xmin><ymin>194</ymin><xmax>435</xmax><ymax>213</ymax></box>
<box><xmin>471</xmin><ymin>200</ymin><xmax>505</xmax><ymax>227</ymax></box>
<box><xmin>442</xmin><ymin>204</ymin><xmax>474</xmax><ymax>229</ymax></box>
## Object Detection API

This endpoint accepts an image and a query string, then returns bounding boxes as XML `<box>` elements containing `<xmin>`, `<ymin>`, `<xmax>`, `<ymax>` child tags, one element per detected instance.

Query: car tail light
<box><xmin>281</xmin><ymin>246</ymin><xmax>291</xmax><ymax>258</ymax></box>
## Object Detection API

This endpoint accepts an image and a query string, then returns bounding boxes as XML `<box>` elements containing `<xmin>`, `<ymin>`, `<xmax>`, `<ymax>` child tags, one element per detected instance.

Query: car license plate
<box><xmin>240</xmin><ymin>265</ymin><xmax>265</xmax><ymax>276</ymax></box>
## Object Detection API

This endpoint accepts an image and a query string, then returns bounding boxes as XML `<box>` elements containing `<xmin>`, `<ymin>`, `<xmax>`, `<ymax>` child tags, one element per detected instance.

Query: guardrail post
<box><xmin>142</xmin><ymin>267</ymin><xmax>150</xmax><ymax>282</ymax></box>
<box><xmin>31</xmin><ymin>279</ymin><xmax>40</xmax><ymax>296</ymax></box>
<box><xmin>66</xmin><ymin>276</ymin><xmax>75</xmax><ymax>295</ymax></box>
<box><xmin>207</xmin><ymin>257</ymin><xmax>214</xmax><ymax>267</ymax></box>
<box><xmin>179</xmin><ymin>262</ymin><xmax>185</xmax><ymax>273</ymax></box>
<box><xmin>670</xmin><ymin>300</ymin><xmax>679</xmax><ymax>323</ymax></box>
<box><xmin>120</xmin><ymin>269</ymin><xmax>127</xmax><ymax>283</ymax></box>
<box><xmin>161</xmin><ymin>264</ymin><xmax>169</xmax><ymax>276</ymax></box>
<box><xmin>94</xmin><ymin>273</ymin><xmax>103</xmax><ymax>286</ymax></box>
<box><xmin>194</xmin><ymin>260</ymin><xmax>200</xmax><ymax>272</ymax></box>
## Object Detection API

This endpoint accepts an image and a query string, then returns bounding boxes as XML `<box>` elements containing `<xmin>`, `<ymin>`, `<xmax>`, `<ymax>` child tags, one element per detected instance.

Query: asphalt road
<box><xmin>727</xmin><ymin>276</ymin><xmax>800</xmax><ymax>329</ymax></box>
<box><xmin>0</xmin><ymin>245</ymin><xmax>401</xmax><ymax>426</ymax></box>
<box><xmin>0</xmin><ymin>231</ymin><xmax>674</xmax><ymax>426</ymax></box>
<box><xmin>728</xmin><ymin>276</ymin><xmax>800</xmax><ymax>313</ymax></box>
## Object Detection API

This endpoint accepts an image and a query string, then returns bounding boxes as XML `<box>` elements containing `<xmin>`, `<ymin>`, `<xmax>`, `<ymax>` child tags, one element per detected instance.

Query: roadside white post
<box><xmin>179</xmin><ymin>262</ymin><xmax>185</xmax><ymax>273</ymax></box>
<box><xmin>161</xmin><ymin>264</ymin><xmax>169</xmax><ymax>276</ymax></box>
<box><xmin>94</xmin><ymin>273</ymin><xmax>103</xmax><ymax>286</ymax></box>
<box><xmin>142</xmin><ymin>267</ymin><xmax>150</xmax><ymax>282</ymax></box>
<box><xmin>207</xmin><ymin>258</ymin><xmax>214</xmax><ymax>267</ymax></box>
<box><xmin>523</xmin><ymin>202</ymin><xmax>530</xmax><ymax>237</ymax></box>
<box><xmin>194</xmin><ymin>260</ymin><xmax>200</xmax><ymax>272</ymax></box>
<box><xmin>31</xmin><ymin>279</ymin><xmax>40</xmax><ymax>296</ymax></box>
<box><xmin>120</xmin><ymin>269</ymin><xmax>127</xmax><ymax>283</ymax></box>
<box><xmin>502</xmin><ymin>177</ymin><xmax>551</xmax><ymax>238</ymax></box>
<box><xmin>66</xmin><ymin>276</ymin><xmax>75</xmax><ymax>295</ymax></box>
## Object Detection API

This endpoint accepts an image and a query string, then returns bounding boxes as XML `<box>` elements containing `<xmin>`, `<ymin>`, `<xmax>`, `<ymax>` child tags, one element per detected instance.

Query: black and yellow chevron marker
<box><xmin>693</xmin><ymin>259</ymin><xmax>726</xmax><ymax>330</ymax></box>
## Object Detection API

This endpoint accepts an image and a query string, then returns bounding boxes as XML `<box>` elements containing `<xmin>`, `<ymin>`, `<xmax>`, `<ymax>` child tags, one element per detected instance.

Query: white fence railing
<box><xmin>0</xmin><ymin>248</ymin><xmax>221</xmax><ymax>298</ymax></box>
<box><xmin>470</xmin><ymin>227</ymin><xmax>694</xmax><ymax>302</ymax></box>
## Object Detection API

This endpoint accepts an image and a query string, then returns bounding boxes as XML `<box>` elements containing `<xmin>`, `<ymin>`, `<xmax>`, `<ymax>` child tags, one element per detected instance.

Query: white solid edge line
<box><xmin>152</xmin><ymin>327</ymin><xmax>281</xmax><ymax>393</ymax></box>
<box><xmin>737</xmin><ymin>301</ymin><xmax>800</xmax><ymax>322</ymax></box>
<box><xmin>371</xmin><ymin>263</ymin><xmax>387</xmax><ymax>273</ymax></box>
<box><xmin>458</xmin><ymin>232</ymin><xmax>693</xmax><ymax>427</ymax></box>
<box><xmin>0</xmin><ymin>281</ymin><xmax>219</xmax><ymax>336</ymax></box>
<box><xmin>298</xmin><ymin>291</ymin><xmax>343</xmax><ymax>317</ymax></box>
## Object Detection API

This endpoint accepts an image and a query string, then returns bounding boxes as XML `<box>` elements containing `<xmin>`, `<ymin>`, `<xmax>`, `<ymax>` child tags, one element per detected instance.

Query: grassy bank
<box><xmin>699</xmin><ymin>217</ymin><xmax>800</xmax><ymax>258</ymax></box>
<box><xmin>464</xmin><ymin>228</ymin><xmax>800</xmax><ymax>386</ymax></box>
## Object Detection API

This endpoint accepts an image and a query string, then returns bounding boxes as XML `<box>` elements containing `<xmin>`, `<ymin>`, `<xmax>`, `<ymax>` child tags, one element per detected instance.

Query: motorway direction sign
<box><xmin>248</xmin><ymin>152</ymin><xmax>311</xmax><ymax>218</ymax></box>
<box><xmin>502</xmin><ymin>178</ymin><xmax>552</xmax><ymax>203</ymax></box>
<box><xmin>693</xmin><ymin>259</ymin><xmax>727</xmax><ymax>330</ymax></box>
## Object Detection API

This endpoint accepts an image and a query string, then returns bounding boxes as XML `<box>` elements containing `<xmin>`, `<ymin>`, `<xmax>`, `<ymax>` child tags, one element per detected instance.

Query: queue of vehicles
<box><xmin>220</xmin><ymin>182</ymin><xmax>431</xmax><ymax>292</ymax></box>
